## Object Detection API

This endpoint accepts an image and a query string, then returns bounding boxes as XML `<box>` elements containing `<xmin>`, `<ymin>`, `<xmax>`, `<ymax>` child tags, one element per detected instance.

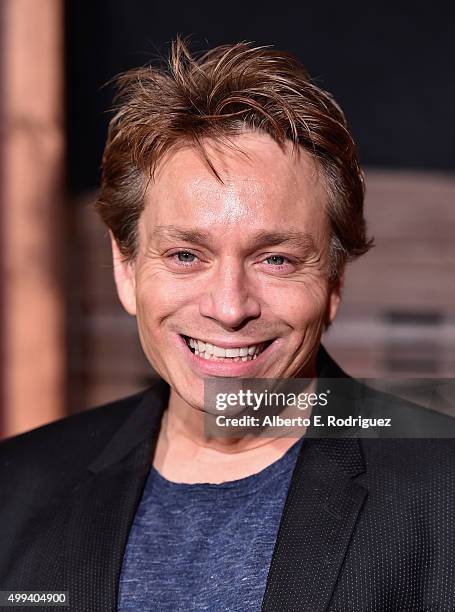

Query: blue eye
<box><xmin>266</xmin><ymin>255</ymin><xmax>287</xmax><ymax>265</ymax></box>
<box><xmin>176</xmin><ymin>251</ymin><xmax>197</xmax><ymax>262</ymax></box>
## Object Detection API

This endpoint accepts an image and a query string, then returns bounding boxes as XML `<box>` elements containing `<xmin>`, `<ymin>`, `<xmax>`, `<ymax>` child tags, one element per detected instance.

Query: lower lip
<box><xmin>176</xmin><ymin>335</ymin><xmax>277</xmax><ymax>377</ymax></box>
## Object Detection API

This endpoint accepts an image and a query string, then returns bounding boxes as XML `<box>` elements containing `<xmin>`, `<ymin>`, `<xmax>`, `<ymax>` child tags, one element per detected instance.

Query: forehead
<box><xmin>141</xmin><ymin>132</ymin><xmax>329</xmax><ymax>239</ymax></box>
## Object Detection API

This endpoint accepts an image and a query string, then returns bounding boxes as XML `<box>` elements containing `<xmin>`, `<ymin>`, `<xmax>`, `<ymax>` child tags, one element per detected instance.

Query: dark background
<box><xmin>65</xmin><ymin>1</ymin><xmax>455</xmax><ymax>195</ymax></box>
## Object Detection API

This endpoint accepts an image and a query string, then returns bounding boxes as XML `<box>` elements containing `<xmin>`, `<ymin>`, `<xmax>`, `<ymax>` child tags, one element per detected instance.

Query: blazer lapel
<box><xmin>262</xmin><ymin>348</ymin><xmax>368</xmax><ymax>611</ymax></box>
<box><xmin>62</xmin><ymin>380</ymin><xmax>169</xmax><ymax>612</ymax></box>
<box><xmin>261</xmin><ymin>436</ymin><xmax>367</xmax><ymax>612</ymax></box>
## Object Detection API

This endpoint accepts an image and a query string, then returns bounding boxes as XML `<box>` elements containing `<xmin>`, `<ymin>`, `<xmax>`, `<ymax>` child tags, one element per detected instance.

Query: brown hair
<box><xmin>96</xmin><ymin>37</ymin><xmax>373</xmax><ymax>280</ymax></box>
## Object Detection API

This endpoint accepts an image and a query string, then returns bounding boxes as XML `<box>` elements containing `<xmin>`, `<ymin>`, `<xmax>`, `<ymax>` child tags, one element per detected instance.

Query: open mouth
<box><xmin>181</xmin><ymin>335</ymin><xmax>275</xmax><ymax>362</ymax></box>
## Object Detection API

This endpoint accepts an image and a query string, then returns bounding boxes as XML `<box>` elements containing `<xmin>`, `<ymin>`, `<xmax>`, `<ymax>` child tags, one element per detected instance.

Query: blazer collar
<box><xmin>88</xmin><ymin>378</ymin><xmax>170</xmax><ymax>474</ymax></box>
<box><xmin>261</xmin><ymin>436</ymin><xmax>367</xmax><ymax>611</ymax></box>
<box><xmin>261</xmin><ymin>345</ymin><xmax>368</xmax><ymax>610</ymax></box>
<box><xmin>62</xmin><ymin>380</ymin><xmax>169</xmax><ymax>610</ymax></box>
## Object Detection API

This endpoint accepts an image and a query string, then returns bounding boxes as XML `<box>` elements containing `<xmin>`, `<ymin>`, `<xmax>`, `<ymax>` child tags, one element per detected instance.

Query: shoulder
<box><xmin>361</xmin><ymin>436</ymin><xmax>455</xmax><ymax>471</ymax></box>
<box><xmin>359</xmin><ymin>383</ymin><xmax>455</xmax><ymax>480</ymax></box>
<box><xmin>364</xmin><ymin>383</ymin><xmax>455</xmax><ymax>435</ymax></box>
<box><xmin>0</xmin><ymin>388</ymin><xmax>149</xmax><ymax>486</ymax></box>
<box><xmin>359</xmin><ymin>436</ymin><xmax>455</xmax><ymax>508</ymax></box>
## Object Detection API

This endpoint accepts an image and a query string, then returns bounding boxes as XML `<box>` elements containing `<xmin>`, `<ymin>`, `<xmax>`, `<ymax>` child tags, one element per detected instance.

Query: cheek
<box><xmin>134</xmin><ymin>286</ymin><xmax>173</xmax><ymax>353</ymax></box>
<box><xmin>136</xmin><ymin>258</ymin><xmax>201</xmax><ymax>308</ymax></box>
<box><xmin>134</xmin><ymin>274</ymin><xmax>196</xmax><ymax>361</ymax></box>
<box><xmin>136</xmin><ymin>274</ymin><xmax>187</xmax><ymax>321</ymax></box>
<box><xmin>265</xmin><ymin>281</ymin><xmax>329</xmax><ymax>329</ymax></box>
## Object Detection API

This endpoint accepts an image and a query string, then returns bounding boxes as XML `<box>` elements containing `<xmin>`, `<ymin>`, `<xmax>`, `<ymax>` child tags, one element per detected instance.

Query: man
<box><xmin>1</xmin><ymin>38</ymin><xmax>454</xmax><ymax>612</ymax></box>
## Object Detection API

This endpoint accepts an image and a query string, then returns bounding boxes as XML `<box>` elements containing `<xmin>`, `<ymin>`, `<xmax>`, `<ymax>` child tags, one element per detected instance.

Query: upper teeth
<box><xmin>187</xmin><ymin>337</ymin><xmax>263</xmax><ymax>358</ymax></box>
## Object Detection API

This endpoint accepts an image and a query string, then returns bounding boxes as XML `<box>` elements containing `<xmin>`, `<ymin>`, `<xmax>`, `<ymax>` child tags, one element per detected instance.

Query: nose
<box><xmin>199</xmin><ymin>257</ymin><xmax>261</xmax><ymax>329</ymax></box>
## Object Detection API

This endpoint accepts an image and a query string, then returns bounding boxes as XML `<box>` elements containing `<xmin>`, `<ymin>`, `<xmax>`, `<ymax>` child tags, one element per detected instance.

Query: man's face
<box><xmin>112</xmin><ymin>132</ymin><xmax>341</xmax><ymax>411</ymax></box>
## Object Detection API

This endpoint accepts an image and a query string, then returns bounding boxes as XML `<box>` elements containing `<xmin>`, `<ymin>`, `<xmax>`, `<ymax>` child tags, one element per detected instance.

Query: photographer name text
<box><xmin>215</xmin><ymin>414</ymin><xmax>392</xmax><ymax>429</ymax></box>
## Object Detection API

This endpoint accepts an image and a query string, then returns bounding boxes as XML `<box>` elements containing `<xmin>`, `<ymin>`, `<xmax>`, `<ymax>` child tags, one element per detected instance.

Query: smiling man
<box><xmin>1</xmin><ymin>38</ymin><xmax>455</xmax><ymax>612</ymax></box>
<box><xmin>111</xmin><ymin>133</ymin><xmax>343</xmax><ymax>484</ymax></box>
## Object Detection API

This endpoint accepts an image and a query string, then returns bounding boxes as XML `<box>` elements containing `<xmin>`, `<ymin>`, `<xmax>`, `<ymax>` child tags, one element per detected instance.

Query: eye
<box><xmin>167</xmin><ymin>250</ymin><xmax>201</xmax><ymax>268</ymax></box>
<box><xmin>265</xmin><ymin>255</ymin><xmax>288</xmax><ymax>266</ymax></box>
<box><xmin>260</xmin><ymin>254</ymin><xmax>296</xmax><ymax>274</ymax></box>
<box><xmin>175</xmin><ymin>251</ymin><xmax>197</xmax><ymax>263</ymax></box>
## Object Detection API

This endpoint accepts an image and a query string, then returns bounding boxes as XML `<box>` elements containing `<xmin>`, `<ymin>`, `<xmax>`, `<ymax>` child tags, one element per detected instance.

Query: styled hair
<box><xmin>96</xmin><ymin>37</ymin><xmax>373</xmax><ymax>280</ymax></box>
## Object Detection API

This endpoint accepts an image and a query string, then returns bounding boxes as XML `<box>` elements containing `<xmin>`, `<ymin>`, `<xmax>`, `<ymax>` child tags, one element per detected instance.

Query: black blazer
<box><xmin>1</xmin><ymin>347</ymin><xmax>455</xmax><ymax>611</ymax></box>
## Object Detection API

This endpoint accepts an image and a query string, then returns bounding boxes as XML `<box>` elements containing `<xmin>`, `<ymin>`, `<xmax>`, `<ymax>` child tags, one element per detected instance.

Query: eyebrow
<box><xmin>152</xmin><ymin>225</ymin><xmax>317</xmax><ymax>252</ymax></box>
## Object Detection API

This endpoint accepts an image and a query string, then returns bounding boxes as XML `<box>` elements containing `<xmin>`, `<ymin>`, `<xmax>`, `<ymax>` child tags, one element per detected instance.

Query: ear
<box><xmin>110</xmin><ymin>232</ymin><xmax>137</xmax><ymax>316</ymax></box>
<box><xmin>325</xmin><ymin>272</ymin><xmax>343</xmax><ymax>327</ymax></box>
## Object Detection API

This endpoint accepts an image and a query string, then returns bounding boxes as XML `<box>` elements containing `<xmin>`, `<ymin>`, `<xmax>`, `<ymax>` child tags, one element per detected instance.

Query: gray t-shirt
<box><xmin>117</xmin><ymin>438</ymin><xmax>303</xmax><ymax>611</ymax></box>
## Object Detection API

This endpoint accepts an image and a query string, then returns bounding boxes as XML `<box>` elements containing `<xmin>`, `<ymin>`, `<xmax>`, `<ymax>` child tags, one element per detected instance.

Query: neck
<box><xmin>152</xmin><ymin>377</ymin><xmax>316</xmax><ymax>484</ymax></box>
